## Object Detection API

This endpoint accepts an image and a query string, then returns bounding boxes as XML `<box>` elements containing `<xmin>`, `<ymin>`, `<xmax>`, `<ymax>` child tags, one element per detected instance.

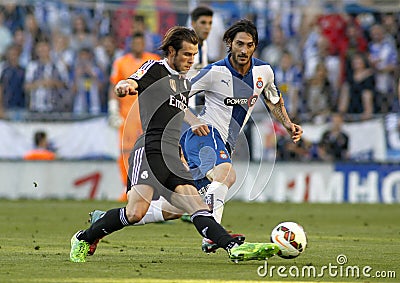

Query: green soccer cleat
<box><xmin>180</xmin><ymin>213</ymin><xmax>191</xmax><ymax>223</ymax></box>
<box><xmin>229</xmin><ymin>242</ymin><xmax>280</xmax><ymax>263</ymax></box>
<box><xmin>70</xmin><ymin>231</ymin><xmax>90</xmax><ymax>262</ymax></box>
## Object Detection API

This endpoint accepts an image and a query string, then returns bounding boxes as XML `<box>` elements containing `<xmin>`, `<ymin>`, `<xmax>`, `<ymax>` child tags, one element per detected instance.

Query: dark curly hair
<box><xmin>223</xmin><ymin>19</ymin><xmax>258</xmax><ymax>53</ymax></box>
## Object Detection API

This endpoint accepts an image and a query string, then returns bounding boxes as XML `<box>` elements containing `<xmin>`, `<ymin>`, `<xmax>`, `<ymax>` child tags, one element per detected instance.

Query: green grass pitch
<box><xmin>0</xmin><ymin>200</ymin><xmax>398</xmax><ymax>283</ymax></box>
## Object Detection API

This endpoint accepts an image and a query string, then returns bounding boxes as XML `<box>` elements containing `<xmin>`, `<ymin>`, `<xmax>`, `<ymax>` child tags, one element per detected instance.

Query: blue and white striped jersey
<box><xmin>190</xmin><ymin>55</ymin><xmax>281</xmax><ymax>148</ymax></box>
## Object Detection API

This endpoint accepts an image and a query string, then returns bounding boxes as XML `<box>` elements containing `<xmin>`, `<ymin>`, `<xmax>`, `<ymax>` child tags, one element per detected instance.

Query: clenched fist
<box><xmin>115</xmin><ymin>80</ymin><xmax>138</xmax><ymax>97</ymax></box>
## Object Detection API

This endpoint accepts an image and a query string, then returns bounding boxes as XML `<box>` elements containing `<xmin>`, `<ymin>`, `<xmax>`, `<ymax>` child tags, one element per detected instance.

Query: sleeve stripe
<box><xmin>128</xmin><ymin>60</ymin><xmax>162</xmax><ymax>80</ymax></box>
<box><xmin>139</xmin><ymin>60</ymin><xmax>156</xmax><ymax>71</ymax></box>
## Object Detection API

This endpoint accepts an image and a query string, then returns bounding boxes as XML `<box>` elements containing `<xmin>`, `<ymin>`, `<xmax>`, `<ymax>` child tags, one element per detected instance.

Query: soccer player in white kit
<box><xmin>180</xmin><ymin>19</ymin><xmax>303</xmax><ymax>252</ymax></box>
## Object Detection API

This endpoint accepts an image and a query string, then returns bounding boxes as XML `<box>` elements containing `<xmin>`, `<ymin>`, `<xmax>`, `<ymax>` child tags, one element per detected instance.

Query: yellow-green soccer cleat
<box><xmin>180</xmin><ymin>213</ymin><xmax>191</xmax><ymax>223</ymax></box>
<box><xmin>229</xmin><ymin>242</ymin><xmax>280</xmax><ymax>263</ymax></box>
<box><xmin>70</xmin><ymin>231</ymin><xmax>90</xmax><ymax>262</ymax></box>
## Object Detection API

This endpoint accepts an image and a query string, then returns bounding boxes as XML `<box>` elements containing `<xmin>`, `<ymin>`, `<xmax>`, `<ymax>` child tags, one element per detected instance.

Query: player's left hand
<box><xmin>287</xmin><ymin>123</ymin><xmax>303</xmax><ymax>143</ymax></box>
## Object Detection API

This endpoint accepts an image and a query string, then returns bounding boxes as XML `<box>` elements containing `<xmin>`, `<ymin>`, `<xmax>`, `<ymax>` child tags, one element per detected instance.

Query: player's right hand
<box><xmin>290</xmin><ymin>123</ymin><xmax>303</xmax><ymax>143</ymax></box>
<box><xmin>115</xmin><ymin>81</ymin><xmax>138</xmax><ymax>97</ymax></box>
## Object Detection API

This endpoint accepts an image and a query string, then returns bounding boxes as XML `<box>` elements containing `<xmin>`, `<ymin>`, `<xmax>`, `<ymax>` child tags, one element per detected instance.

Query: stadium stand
<box><xmin>0</xmin><ymin>0</ymin><xmax>398</xmax><ymax>162</ymax></box>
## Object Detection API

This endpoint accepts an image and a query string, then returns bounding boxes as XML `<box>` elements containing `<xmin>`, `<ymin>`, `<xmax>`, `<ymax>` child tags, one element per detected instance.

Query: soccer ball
<box><xmin>270</xmin><ymin>221</ymin><xmax>307</xmax><ymax>259</ymax></box>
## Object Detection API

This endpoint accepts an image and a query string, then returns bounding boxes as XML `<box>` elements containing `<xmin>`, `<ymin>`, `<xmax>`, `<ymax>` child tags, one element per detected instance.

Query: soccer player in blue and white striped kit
<box><xmin>181</xmin><ymin>19</ymin><xmax>303</xmax><ymax>252</ymax></box>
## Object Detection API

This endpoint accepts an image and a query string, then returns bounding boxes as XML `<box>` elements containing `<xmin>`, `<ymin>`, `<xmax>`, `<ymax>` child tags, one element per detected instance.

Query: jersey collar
<box><xmin>162</xmin><ymin>58</ymin><xmax>180</xmax><ymax>75</ymax></box>
<box><xmin>224</xmin><ymin>54</ymin><xmax>254</xmax><ymax>78</ymax></box>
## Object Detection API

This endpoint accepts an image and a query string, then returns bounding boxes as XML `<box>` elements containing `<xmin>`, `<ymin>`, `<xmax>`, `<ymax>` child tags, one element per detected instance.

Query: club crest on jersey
<box><xmin>256</xmin><ymin>77</ymin><xmax>263</xmax><ymax>89</ymax></box>
<box><xmin>219</xmin><ymin>150</ymin><xmax>228</xmax><ymax>159</ymax></box>
<box><xmin>140</xmin><ymin>170</ymin><xmax>148</xmax><ymax>179</ymax></box>
<box><xmin>132</xmin><ymin>69</ymin><xmax>146</xmax><ymax>79</ymax></box>
<box><xmin>169</xmin><ymin>79</ymin><xmax>176</xmax><ymax>92</ymax></box>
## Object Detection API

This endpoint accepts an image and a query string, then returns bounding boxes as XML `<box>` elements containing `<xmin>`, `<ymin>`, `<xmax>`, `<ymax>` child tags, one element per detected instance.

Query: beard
<box><xmin>173</xmin><ymin>59</ymin><xmax>190</xmax><ymax>74</ymax></box>
<box><xmin>232</xmin><ymin>53</ymin><xmax>251</xmax><ymax>66</ymax></box>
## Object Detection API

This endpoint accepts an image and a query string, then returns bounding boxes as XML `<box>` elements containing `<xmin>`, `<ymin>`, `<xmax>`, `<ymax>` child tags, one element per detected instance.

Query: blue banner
<box><xmin>335</xmin><ymin>163</ymin><xmax>400</xmax><ymax>203</ymax></box>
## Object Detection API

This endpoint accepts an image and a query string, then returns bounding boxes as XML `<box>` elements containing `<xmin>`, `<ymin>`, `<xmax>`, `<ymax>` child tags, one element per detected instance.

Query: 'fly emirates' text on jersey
<box><xmin>190</xmin><ymin>55</ymin><xmax>281</xmax><ymax>149</ymax></box>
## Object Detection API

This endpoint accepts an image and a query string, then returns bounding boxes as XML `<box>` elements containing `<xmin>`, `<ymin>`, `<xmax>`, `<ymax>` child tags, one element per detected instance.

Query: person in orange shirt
<box><xmin>108</xmin><ymin>32</ymin><xmax>160</xmax><ymax>201</ymax></box>
<box><xmin>24</xmin><ymin>130</ymin><xmax>56</xmax><ymax>160</ymax></box>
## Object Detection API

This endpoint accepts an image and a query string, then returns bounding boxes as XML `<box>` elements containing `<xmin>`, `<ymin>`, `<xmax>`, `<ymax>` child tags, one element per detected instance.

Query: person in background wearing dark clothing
<box><xmin>0</xmin><ymin>44</ymin><xmax>25</xmax><ymax>119</ymax></box>
<box><xmin>338</xmin><ymin>52</ymin><xmax>375</xmax><ymax>121</ymax></box>
<box><xmin>317</xmin><ymin>113</ymin><xmax>349</xmax><ymax>161</ymax></box>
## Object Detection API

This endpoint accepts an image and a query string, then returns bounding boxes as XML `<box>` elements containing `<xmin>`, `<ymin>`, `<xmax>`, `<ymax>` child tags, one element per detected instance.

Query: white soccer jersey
<box><xmin>187</xmin><ymin>41</ymin><xmax>209</xmax><ymax>108</ymax></box>
<box><xmin>190</xmin><ymin>55</ymin><xmax>281</xmax><ymax>149</ymax></box>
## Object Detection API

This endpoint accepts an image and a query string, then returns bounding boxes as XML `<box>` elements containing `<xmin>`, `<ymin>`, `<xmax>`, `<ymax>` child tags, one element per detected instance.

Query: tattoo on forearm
<box><xmin>272</xmin><ymin>105</ymin><xmax>288</xmax><ymax>124</ymax></box>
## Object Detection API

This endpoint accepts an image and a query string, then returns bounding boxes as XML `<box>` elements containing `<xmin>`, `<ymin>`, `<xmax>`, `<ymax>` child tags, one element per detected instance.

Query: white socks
<box><xmin>133</xmin><ymin>182</ymin><xmax>229</xmax><ymax>226</ymax></box>
<box><xmin>204</xmin><ymin>181</ymin><xmax>229</xmax><ymax>224</ymax></box>
<box><xmin>134</xmin><ymin>199</ymin><xmax>165</xmax><ymax>225</ymax></box>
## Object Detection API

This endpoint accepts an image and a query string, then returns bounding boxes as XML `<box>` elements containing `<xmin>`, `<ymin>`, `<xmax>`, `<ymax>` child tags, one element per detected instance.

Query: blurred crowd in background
<box><xmin>0</xmin><ymin>0</ymin><xmax>399</xmax><ymax>161</ymax></box>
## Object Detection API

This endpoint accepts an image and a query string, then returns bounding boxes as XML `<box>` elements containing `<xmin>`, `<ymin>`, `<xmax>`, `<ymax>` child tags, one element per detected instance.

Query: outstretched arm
<box><xmin>264</xmin><ymin>96</ymin><xmax>303</xmax><ymax>143</ymax></box>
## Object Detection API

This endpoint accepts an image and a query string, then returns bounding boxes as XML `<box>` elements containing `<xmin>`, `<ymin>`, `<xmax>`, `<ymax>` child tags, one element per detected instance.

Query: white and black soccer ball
<box><xmin>270</xmin><ymin>221</ymin><xmax>307</xmax><ymax>259</ymax></box>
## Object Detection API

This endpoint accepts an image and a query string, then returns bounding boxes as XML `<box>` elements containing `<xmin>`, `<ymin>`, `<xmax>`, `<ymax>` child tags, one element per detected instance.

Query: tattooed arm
<box><xmin>264</xmin><ymin>96</ymin><xmax>303</xmax><ymax>143</ymax></box>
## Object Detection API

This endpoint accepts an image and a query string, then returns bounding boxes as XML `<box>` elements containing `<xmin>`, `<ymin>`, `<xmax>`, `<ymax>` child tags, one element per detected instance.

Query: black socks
<box><xmin>191</xmin><ymin>210</ymin><xmax>240</xmax><ymax>250</ymax></box>
<box><xmin>77</xmin><ymin>207</ymin><xmax>240</xmax><ymax>251</ymax></box>
<box><xmin>78</xmin><ymin>207</ymin><xmax>131</xmax><ymax>244</ymax></box>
